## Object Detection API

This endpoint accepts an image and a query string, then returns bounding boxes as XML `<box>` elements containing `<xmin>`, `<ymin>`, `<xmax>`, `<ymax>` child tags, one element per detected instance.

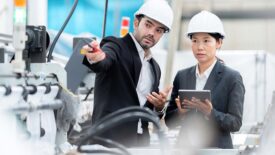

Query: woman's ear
<box><xmin>216</xmin><ymin>38</ymin><xmax>223</xmax><ymax>49</ymax></box>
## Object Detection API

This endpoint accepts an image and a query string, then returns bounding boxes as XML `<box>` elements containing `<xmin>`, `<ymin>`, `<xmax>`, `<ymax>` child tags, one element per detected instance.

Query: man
<box><xmin>82</xmin><ymin>0</ymin><xmax>173</xmax><ymax>147</ymax></box>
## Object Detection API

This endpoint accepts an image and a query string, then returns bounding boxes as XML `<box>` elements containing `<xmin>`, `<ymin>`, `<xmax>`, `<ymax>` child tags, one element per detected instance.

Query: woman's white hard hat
<box><xmin>135</xmin><ymin>0</ymin><xmax>174</xmax><ymax>32</ymax></box>
<box><xmin>187</xmin><ymin>10</ymin><xmax>226</xmax><ymax>38</ymax></box>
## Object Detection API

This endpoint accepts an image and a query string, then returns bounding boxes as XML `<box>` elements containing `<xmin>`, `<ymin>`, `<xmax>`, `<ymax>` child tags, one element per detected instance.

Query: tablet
<box><xmin>179</xmin><ymin>89</ymin><xmax>211</xmax><ymax>103</ymax></box>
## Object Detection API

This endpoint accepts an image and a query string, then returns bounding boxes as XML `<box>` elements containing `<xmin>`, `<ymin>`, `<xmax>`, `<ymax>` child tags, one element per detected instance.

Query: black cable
<box><xmin>82</xmin><ymin>112</ymin><xmax>161</xmax><ymax>140</ymax></box>
<box><xmin>72</xmin><ymin>107</ymin><xmax>158</xmax><ymax>138</ymax></box>
<box><xmin>93</xmin><ymin>107</ymin><xmax>158</xmax><ymax>128</ymax></box>
<box><xmin>102</xmin><ymin>0</ymin><xmax>109</xmax><ymax>38</ymax></box>
<box><xmin>93</xmin><ymin>136</ymin><xmax>130</xmax><ymax>155</ymax></box>
<box><xmin>79</xmin><ymin>136</ymin><xmax>130</xmax><ymax>155</ymax></box>
<box><xmin>80</xmin><ymin>149</ymin><xmax>124</xmax><ymax>155</ymax></box>
<box><xmin>82</xmin><ymin>87</ymin><xmax>94</xmax><ymax>101</ymax></box>
<box><xmin>47</xmin><ymin>0</ymin><xmax>79</xmax><ymax>62</ymax></box>
<box><xmin>78</xmin><ymin>111</ymin><xmax>166</xmax><ymax>154</ymax></box>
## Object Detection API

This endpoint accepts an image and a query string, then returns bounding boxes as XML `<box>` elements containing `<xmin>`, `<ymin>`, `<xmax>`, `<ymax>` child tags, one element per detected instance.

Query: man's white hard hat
<box><xmin>135</xmin><ymin>0</ymin><xmax>174</xmax><ymax>32</ymax></box>
<box><xmin>187</xmin><ymin>10</ymin><xmax>226</xmax><ymax>38</ymax></box>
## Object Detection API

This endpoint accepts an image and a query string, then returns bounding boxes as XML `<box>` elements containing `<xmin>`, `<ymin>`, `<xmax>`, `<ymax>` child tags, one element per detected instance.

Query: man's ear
<box><xmin>133</xmin><ymin>18</ymin><xmax>139</xmax><ymax>30</ymax></box>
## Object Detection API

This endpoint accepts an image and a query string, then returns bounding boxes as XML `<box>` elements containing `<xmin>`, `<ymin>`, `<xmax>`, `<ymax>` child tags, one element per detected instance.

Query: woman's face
<box><xmin>191</xmin><ymin>33</ymin><xmax>222</xmax><ymax>65</ymax></box>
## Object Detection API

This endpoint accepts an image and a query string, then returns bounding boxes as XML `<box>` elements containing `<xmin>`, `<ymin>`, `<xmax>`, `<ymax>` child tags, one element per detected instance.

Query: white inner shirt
<box><xmin>195</xmin><ymin>59</ymin><xmax>217</xmax><ymax>90</ymax></box>
<box><xmin>130</xmin><ymin>33</ymin><xmax>154</xmax><ymax>134</ymax></box>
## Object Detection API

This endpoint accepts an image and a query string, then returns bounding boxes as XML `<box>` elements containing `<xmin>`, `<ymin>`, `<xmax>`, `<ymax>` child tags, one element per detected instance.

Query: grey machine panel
<box><xmin>65</xmin><ymin>37</ymin><xmax>94</xmax><ymax>93</ymax></box>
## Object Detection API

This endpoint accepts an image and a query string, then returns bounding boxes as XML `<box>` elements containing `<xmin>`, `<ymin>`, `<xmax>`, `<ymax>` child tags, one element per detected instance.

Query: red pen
<box><xmin>80</xmin><ymin>39</ymin><xmax>96</xmax><ymax>55</ymax></box>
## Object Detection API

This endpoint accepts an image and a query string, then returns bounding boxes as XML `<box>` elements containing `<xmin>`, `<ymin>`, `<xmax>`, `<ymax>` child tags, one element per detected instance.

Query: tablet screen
<box><xmin>179</xmin><ymin>89</ymin><xmax>211</xmax><ymax>108</ymax></box>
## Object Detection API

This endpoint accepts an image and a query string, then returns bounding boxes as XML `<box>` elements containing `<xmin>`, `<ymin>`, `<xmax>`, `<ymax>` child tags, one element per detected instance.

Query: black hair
<box><xmin>189</xmin><ymin>33</ymin><xmax>224</xmax><ymax>41</ymax></box>
<box><xmin>208</xmin><ymin>33</ymin><xmax>224</xmax><ymax>41</ymax></box>
<box><xmin>135</xmin><ymin>14</ymin><xmax>144</xmax><ymax>21</ymax></box>
<box><xmin>135</xmin><ymin>14</ymin><xmax>169</xmax><ymax>33</ymax></box>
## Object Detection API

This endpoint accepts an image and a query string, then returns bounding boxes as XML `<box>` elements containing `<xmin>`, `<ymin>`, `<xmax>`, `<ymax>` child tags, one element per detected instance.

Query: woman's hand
<box><xmin>175</xmin><ymin>96</ymin><xmax>189</xmax><ymax>115</ymax></box>
<box><xmin>183</xmin><ymin>97</ymin><xmax>213</xmax><ymax>116</ymax></box>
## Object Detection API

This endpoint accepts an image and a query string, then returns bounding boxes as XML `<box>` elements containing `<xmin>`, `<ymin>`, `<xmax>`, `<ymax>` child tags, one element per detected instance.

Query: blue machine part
<box><xmin>48</xmin><ymin>0</ymin><xmax>144</xmax><ymax>37</ymax></box>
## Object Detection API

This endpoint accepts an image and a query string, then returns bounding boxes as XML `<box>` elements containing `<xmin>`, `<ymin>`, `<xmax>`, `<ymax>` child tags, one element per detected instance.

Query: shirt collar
<box><xmin>195</xmin><ymin>59</ymin><xmax>217</xmax><ymax>78</ymax></box>
<box><xmin>130</xmin><ymin>33</ymin><xmax>152</xmax><ymax>61</ymax></box>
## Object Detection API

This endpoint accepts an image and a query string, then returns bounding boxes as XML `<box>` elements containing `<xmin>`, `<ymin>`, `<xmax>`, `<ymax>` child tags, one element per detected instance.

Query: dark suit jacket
<box><xmin>165</xmin><ymin>61</ymin><xmax>245</xmax><ymax>148</ymax></box>
<box><xmin>83</xmin><ymin>33</ymin><xmax>161</xmax><ymax>147</ymax></box>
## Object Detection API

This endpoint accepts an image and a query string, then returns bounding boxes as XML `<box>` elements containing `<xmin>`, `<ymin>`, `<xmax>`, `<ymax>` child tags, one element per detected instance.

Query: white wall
<box><xmin>179</xmin><ymin>0</ymin><xmax>275</xmax><ymax>53</ymax></box>
<box><xmin>180</xmin><ymin>19</ymin><xmax>275</xmax><ymax>53</ymax></box>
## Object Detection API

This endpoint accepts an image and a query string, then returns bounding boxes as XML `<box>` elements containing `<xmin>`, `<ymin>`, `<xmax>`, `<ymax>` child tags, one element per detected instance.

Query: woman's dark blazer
<box><xmin>165</xmin><ymin>61</ymin><xmax>245</xmax><ymax>148</ymax></box>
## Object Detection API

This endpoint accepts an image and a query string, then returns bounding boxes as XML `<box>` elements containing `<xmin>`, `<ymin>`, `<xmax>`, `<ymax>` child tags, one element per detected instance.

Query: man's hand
<box><xmin>146</xmin><ymin>86</ymin><xmax>172</xmax><ymax>110</ymax></box>
<box><xmin>82</xmin><ymin>40</ymin><xmax>106</xmax><ymax>63</ymax></box>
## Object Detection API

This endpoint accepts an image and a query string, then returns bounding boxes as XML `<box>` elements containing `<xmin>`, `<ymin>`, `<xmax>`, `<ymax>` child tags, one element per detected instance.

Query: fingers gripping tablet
<box><xmin>178</xmin><ymin>89</ymin><xmax>211</xmax><ymax>108</ymax></box>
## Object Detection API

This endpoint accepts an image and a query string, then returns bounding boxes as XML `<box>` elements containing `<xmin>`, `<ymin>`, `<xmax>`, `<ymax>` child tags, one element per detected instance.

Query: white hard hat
<box><xmin>187</xmin><ymin>10</ymin><xmax>226</xmax><ymax>38</ymax></box>
<box><xmin>135</xmin><ymin>0</ymin><xmax>174</xmax><ymax>32</ymax></box>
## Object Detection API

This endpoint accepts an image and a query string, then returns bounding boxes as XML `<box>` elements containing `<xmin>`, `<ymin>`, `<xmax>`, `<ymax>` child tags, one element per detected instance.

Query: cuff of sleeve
<box><xmin>87</xmin><ymin>52</ymin><xmax>106</xmax><ymax>64</ymax></box>
<box><xmin>210</xmin><ymin>108</ymin><xmax>217</xmax><ymax>119</ymax></box>
<box><xmin>154</xmin><ymin>104</ymin><xmax>168</xmax><ymax>116</ymax></box>
<box><xmin>154</xmin><ymin>108</ymin><xmax>165</xmax><ymax>115</ymax></box>
<box><xmin>87</xmin><ymin>58</ymin><xmax>96</xmax><ymax>64</ymax></box>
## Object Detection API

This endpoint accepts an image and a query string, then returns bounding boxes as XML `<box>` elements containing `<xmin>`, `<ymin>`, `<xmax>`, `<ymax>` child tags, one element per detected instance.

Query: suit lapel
<box><xmin>204</xmin><ymin>61</ymin><xmax>223</xmax><ymax>91</ymax></box>
<box><xmin>149</xmin><ymin>58</ymin><xmax>160</xmax><ymax>90</ymax></box>
<box><xmin>187</xmin><ymin>66</ymin><xmax>197</xmax><ymax>89</ymax></box>
<box><xmin>122</xmin><ymin>34</ymin><xmax>141</xmax><ymax>86</ymax></box>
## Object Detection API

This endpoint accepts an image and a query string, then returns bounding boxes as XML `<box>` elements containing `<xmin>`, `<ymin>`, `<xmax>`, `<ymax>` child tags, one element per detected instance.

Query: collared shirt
<box><xmin>130</xmin><ymin>33</ymin><xmax>154</xmax><ymax>134</ymax></box>
<box><xmin>195</xmin><ymin>59</ymin><xmax>217</xmax><ymax>90</ymax></box>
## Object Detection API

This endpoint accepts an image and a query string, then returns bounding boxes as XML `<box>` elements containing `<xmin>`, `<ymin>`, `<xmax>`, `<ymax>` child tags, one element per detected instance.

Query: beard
<box><xmin>140</xmin><ymin>35</ymin><xmax>155</xmax><ymax>49</ymax></box>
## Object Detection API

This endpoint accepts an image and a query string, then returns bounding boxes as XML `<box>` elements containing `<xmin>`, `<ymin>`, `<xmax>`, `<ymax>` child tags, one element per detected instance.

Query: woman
<box><xmin>165</xmin><ymin>10</ymin><xmax>245</xmax><ymax>149</ymax></box>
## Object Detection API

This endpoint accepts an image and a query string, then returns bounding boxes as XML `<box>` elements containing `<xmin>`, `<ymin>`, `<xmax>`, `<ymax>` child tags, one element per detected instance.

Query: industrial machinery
<box><xmin>0</xmin><ymin>0</ymin><xmax>79</xmax><ymax>154</ymax></box>
<box><xmin>2</xmin><ymin>0</ymin><xmax>275</xmax><ymax>155</ymax></box>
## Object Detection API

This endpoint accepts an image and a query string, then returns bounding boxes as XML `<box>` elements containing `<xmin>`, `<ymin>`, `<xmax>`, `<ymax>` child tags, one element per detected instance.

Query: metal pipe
<box><xmin>0</xmin><ymin>33</ymin><xmax>12</xmax><ymax>38</ymax></box>
<box><xmin>164</xmin><ymin>0</ymin><xmax>184</xmax><ymax>86</ymax></box>
<box><xmin>11</xmin><ymin>100</ymin><xmax>63</xmax><ymax>113</ymax></box>
<box><xmin>0</xmin><ymin>39</ymin><xmax>12</xmax><ymax>44</ymax></box>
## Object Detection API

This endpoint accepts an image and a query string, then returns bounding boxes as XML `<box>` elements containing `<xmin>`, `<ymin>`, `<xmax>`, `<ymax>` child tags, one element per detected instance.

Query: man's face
<box><xmin>133</xmin><ymin>16</ymin><xmax>166</xmax><ymax>50</ymax></box>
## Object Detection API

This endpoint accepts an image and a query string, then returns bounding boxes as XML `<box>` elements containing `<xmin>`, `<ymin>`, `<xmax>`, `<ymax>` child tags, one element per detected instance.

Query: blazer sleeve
<box><xmin>165</xmin><ymin>72</ymin><xmax>183</xmax><ymax>128</ymax></box>
<box><xmin>83</xmin><ymin>41</ymin><xmax>119</xmax><ymax>73</ymax></box>
<box><xmin>211</xmin><ymin>72</ymin><xmax>245</xmax><ymax>132</ymax></box>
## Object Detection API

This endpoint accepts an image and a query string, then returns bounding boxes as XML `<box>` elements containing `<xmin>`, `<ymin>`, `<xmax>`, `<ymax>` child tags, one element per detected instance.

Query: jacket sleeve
<box><xmin>211</xmin><ymin>73</ymin><xmax>245</xmax><ymax>132</ymax></box>
<box><xmin>83</xmin><ymin>41</ymin><xmax>119</xmax><ymax>73</ymax></box>
<box><xmin>165</xmin><ymin>72</ymin><xmax>183</xmax><ymax>128</ymax></box>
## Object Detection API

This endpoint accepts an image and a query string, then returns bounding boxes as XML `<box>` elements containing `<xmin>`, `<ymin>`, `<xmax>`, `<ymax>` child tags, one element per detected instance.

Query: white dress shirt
<box><xmin>130</xmin><ymin>33</ymin><xmax>154</xmax><ymax>134</ymax></box>
<box><xmin>195</xmin><ymin>59</ymin><xmax>217</xmax><ymax>90</ymax></box>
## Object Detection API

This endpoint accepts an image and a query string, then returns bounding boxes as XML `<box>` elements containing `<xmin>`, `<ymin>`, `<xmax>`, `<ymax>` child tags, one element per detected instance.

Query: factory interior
<box><xmin>1</xmin><ymin>0</ymin><xmax>275</xmax><ymax>155</ymax></box>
